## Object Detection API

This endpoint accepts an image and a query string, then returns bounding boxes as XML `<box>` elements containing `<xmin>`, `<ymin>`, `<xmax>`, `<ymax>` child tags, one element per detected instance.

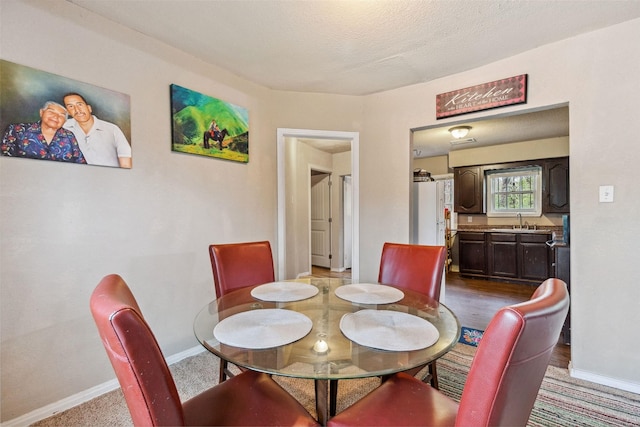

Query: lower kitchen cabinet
<box><xmin>458</xmin><ymin>232</ymin><xmax>486</xmax><ymax>275</ymax></box>
<box><xmin>488</xmin><ymin>233</ymin><xmax>517</xmax><ymax>278</ymax></box>
<box><xmin>459</xmin><ymin>231</ymin><xmax>552</xmax><ymax>284</ymax></box>
<box><xmin>519</xmin><ymin>233</ymin><xmax>552</xmax><ymax>281</ymax></box>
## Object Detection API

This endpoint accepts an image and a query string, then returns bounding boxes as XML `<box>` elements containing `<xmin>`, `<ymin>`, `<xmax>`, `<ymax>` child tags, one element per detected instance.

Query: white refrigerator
<box><xmin>412</xmin><ymin>178</ymin><xmax>455</xmax><ymax>301</ymax></box>
<box><xmin>412</xmin><ymin>180</ymin><xmax>446</xmax><ymax>246</ymax></box>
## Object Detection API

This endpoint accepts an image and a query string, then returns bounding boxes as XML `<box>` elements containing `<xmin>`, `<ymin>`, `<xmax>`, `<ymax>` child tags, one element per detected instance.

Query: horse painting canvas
<box><xmin>170</xmin><ymin>84</ymin><xmax>249</xmax><ymax>163</ymax></box>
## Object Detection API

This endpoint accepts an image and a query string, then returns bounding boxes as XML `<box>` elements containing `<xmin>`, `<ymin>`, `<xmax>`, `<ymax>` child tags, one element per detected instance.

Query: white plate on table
<box><xmin>340</xmin><ymin>309</ymin><xmax>439</xmax><ymax>351</ymax></box>
<box><xmin>251</xmin><ymin>281</ymin><xmax>319</xmax><ymax>302</ymax></box>
<box><xmin>214</xmin><ymin>308</ymin><xmax>312</xmax><ymax>349</ymax></box>
<box><xmin>335</xmin><ymin>283</ymin><xmax>404</xmax><ymax>304</ymax></box>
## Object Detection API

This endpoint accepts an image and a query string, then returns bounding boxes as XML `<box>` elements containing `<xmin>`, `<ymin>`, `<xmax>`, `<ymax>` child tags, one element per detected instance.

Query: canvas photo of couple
<box><xmin>0</xmin><ymin>60</ymin><xmax>132</xmax><ymax>169</ymax></box>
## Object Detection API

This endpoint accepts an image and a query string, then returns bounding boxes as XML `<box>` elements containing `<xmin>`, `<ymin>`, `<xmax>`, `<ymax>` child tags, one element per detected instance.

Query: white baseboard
<box><xmin>1</xmin><ymin>345</ymin><xmax>206</xmax><ymax>427</ymax></box>
<box><xmin>569</xmin><ymin>363</ymin><xmax>640</xmax><ymax>394</ymax></box>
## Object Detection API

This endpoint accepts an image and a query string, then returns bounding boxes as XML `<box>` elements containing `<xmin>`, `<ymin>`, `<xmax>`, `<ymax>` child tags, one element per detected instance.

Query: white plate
<box><xmin>335</xmin><ymin>283</ymin><xmax>404</xmax><ymax>304</ymax></box>
<box><xmin>251</xmin><ymin>281</ymin><xmax>319</xmax><ymax>302</ymax></box>
<box><xmin>214</xmin><ymin>308</ymin><xmax>312</xmax><ymax>349</ymax></box>
<box><xmin>340</xmin><ymin>309</ymin><xmax>439</xmax><ymax>351</ymax></box>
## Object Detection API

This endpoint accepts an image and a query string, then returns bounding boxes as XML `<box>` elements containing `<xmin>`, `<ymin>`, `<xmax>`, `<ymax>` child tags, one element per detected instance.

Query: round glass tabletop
<box><xmin>193</xmin><ymin>277</ymin><xmax>460</xmax><ymax>380</ymax></box>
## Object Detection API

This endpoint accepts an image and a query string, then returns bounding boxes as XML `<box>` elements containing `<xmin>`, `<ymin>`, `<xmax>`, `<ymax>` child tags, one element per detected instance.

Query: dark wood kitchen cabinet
<box><xmin>458</xmin><ymin>232</ymin><xmax>487</xmax><ymax>275</ymax></box>
<box><xmin>543</xmin><ymin>157</ymin><xmax>570</xmax><ymax>213</ymax></box>
<box><xmin>454</xmin><ymin>166</ymin><xmax>483</xmax><ymax>214</ymax></box>
<box><xmin>518</xmin><ymin>233</ymin><xmax>552</xmax><ymax>281</ymax></box>
<box><xmin>454</xmin><ymin>157</ymin><xmax>569</xmax><ymax>215</ymax></box>
<box><xmin>459</xmin><ymin>231</ymin><xmax>552</xmax><ymax>284</ymax></box>
<box><xmin>487</xmin><ymin>233</ymin><xmax>518</xmax><ymax>278</ymax></box>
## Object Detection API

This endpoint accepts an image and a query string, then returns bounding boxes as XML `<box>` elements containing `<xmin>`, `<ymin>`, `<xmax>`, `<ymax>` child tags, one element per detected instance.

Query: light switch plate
<box><xmin>599</xmin><ymin>185</ymin><xmax>614</xmax><ymax>203</ymax></box>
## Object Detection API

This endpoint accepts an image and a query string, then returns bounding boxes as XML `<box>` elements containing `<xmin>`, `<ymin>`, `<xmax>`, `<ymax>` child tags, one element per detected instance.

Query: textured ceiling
<box><xmin>68</xmin><ymin>0</ymin><xmax>640</xmax><ymax>96</ymax></box>
<box><xmin>66</xmin><ymin>0</ymin><xmax>640</xmax><ymax>157</ymax></box>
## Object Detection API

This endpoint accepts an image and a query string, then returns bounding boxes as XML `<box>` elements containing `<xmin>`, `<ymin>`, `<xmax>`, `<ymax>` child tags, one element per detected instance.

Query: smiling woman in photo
<box><xmin>1</xmin><ymin>100</ymin><xmax>85</xmax><ymax>164</ymax></box>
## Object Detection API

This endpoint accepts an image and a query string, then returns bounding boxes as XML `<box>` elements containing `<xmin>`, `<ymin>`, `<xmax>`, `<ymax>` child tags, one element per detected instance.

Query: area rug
<box><xmin>33</xmin><ymin>344</ymin><xmax>640</xmax><ymax>426</ymax></box>
<box><xmin>274</xmin><ymin>344</ymin><xmax>640</xmax><ymax>426</ymax></box>
<box><xmin>458</xmin><ymin>326</ymin><xmax>484</xmax><ymax>346</ymax></box>
<box><xmin>430</xmin><ymin>344</ymin><xmax>640</xmax><ymax>427</ymax></box>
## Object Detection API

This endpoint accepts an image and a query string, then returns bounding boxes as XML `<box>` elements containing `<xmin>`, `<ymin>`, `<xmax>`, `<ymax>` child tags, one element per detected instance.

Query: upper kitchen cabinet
<box><xmin>454</xmin><ymin>166</ymin><xmax>483</xmax><ymax>213</ymax></box>
<box><xmin>454</xmin><ymin>156</ymin><xmax>570</xmax><ymax>214</ymax></box>
<box><xmin>543</xmin><ymin>157</ymin><xmax>570</xmax><ymax>213</ymax></box>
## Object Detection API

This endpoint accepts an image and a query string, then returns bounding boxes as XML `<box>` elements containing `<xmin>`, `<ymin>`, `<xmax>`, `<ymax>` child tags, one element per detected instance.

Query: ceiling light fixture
<box><xmin>449</xmin><ymin>125</ymin><xmax>472</xmax><ymax>139</ymax></box>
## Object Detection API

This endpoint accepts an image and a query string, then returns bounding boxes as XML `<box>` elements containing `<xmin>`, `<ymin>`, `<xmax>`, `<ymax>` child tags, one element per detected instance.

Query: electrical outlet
<box><xmin>467</xmin><ymin>216</ymin><xmax>473</xmax><ymax>223</ymax></box>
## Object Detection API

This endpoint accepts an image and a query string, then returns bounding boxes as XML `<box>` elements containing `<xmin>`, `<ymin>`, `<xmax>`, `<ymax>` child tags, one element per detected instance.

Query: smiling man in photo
<box><xmin>63</xmin><ymin>92</ymin><xmax>132</xmax><ymax>168</ymax></box>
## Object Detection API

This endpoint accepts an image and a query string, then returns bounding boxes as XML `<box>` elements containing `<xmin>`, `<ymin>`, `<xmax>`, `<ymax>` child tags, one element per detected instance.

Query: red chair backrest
<box><xmin>377</xmin><ymin>242</ymin><xmax>447</xmax><ymax>300</ymax></box>
<box><xmin>456</xmin><ymin>278</ymin><xmax>570</xmax><ymax>426</ymax></box>
<box><xmin>209</xmin><ymin>241</ymin><xmax>275</xmax><ymax>297</ymax></box>
<box><xmin>90</xmin><ymin>274</ymin><xmax>184</xmax><ymax>426</ymax></box>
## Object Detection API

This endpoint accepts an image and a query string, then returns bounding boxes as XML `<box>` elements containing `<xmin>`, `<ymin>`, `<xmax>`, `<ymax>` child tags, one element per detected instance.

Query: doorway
<box><xmin>277</xmin><ymin>128</ymin><xmax>360</xmax><ymax>282</ymax></box>
<box><xmin>411</xmin><ymin>104</ymin><xmax>572</xmax><ymax>356</ymax></box>
<box><xmin>411</xmin><ymin>104</ymin><xmax>570</xmax><ymax>273</ymax></box>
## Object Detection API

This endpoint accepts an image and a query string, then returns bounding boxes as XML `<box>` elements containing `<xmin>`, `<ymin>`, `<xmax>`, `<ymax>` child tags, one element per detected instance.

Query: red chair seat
<box><xmin>183</xmin><ymin>370</ymin><xmax>318</xmax><ymax>426</ymax></box>
<box><xmin>328</xmin><ymin>278</ymin><xmax>570</xmax><ymax>427</ymax></box>
<box><xmin>91</xmin><ymin>274</ymin><xmax>318</xmax><ymax>426</ymax></box>
<box><xmin>328</xmin><ymin>372</ymin><xmax>458</xmax><ymax>427</ymax></box>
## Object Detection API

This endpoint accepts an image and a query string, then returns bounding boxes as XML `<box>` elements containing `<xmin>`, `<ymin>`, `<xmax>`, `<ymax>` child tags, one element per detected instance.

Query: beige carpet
<box><xmin>33</xmin><ymin>344</ymin><xmax>640</xmax><ymax>426</ymax></box>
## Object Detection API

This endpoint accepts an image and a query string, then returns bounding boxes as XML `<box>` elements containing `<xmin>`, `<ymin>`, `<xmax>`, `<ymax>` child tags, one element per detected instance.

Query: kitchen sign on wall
<box><xmin>436</xmin><ymin>74</ymin><xmax>527</xmax><ymax>119</ymax></box>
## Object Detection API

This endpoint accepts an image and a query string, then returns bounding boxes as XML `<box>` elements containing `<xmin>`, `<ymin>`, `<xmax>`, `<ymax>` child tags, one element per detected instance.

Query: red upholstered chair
<box><xmin>327</xmin><ymin>278</ymin><xmax>570</xmax><ymax>427</ymax></box>
<box><xmin>209</xmin><ymin>241</ymin><xmax>275</xmax><ymax>381</ymax></box>
<box><xmin>90</xmin><ymin>274</ymin><xmax>318</xmax><ymax>427</ymax></box>
<box><xmin>329</xmin><ymin>243</ymin><xmax>448</xmax><ymax>416</ymax></box>
<box><xmin>378</xmin><ymin>242</ymin><xmax>447</xmax><ymax>300</ymax></box>
<box><xmin>209</xmin><ymin>240</ymin><xmax>275</xmax><ymax>297</ymax></box>
<box><xmin>378</xmin><ymin>242</ymin><xmax>448</xmax><ymax>388</ymax></box>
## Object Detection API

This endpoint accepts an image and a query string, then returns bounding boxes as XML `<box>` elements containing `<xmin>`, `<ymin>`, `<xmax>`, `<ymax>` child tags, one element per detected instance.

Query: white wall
<box><xmin>0</xmin><ymin>0</ymin><xmax>363</xmax><ymax>421</ymax></box>
<box><xmin>2</xmin><ymin>0</ymin><xmax>639</xmax><ymax>422</ymax></box>
<box><xmin>0</xmin><ymin>0</ymin><xmax>271</xmax><ymax>419</ymax></box>
<box><xmin>358</xmin><ymin>19</ymin><xmax>640</xmax><ymax>392</ymax></box>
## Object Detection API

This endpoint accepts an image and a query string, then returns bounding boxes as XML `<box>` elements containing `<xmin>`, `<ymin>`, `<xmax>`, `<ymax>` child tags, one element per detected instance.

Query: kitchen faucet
<box><xmin>517</xmin><ymin>212</ymin><xmax>523</xmax><ymax>229</ymax></box>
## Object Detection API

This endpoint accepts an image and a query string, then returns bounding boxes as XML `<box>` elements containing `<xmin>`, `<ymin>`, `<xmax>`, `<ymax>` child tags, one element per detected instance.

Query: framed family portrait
<box><xmin>170</xmin><ymin>84</ymin><xmax>249</xmax><ymax>163</ymax></box>
<box><xmin>0</xmin><ymin>59</ymin><xmax>132</xmax><ymax>168</ymax></box>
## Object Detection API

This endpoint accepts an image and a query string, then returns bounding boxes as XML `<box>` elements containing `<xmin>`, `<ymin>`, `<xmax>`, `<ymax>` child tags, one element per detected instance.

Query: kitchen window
<box><xmin>486</xmin><ymin>166</ymin><xmax>542</xmax><ymax>217</ymax></box>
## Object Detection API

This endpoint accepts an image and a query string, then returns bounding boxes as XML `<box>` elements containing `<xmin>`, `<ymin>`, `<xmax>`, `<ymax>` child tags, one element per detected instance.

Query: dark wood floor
<box><xmin>445</xmin><ymin>272</ymin><xmax>571</xmax><ymax>369</ymax></box>
<box><xmin>310</xmin><ymin>267</ymin><xmax>571</xmax><ymax>369</ymax></box>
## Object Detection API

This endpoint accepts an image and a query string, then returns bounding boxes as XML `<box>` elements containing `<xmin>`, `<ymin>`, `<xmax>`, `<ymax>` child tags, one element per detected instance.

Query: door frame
<box><xmin>277</xmin><ymin>128</ymin><xmax>360</xmax><ymax>281</ymax></box>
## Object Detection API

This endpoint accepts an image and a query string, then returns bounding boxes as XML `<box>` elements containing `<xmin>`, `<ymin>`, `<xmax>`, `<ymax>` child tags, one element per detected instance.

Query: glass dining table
<box><xmin>193</xmin><ymin>277</ymin><xmax>460</xmax><ymax>425</ymax></box>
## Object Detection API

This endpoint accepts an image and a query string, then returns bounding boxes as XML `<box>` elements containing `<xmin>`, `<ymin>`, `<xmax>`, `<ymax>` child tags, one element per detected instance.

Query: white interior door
<box><xmin>343</xmin><ymin>175</ymin><xmax>352</xmax><ymax>269</ymax></box>
<box><xmin>311</xmin><ymin>172</ymin><xmax>332</xmax><ymax>268</ymax></box>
